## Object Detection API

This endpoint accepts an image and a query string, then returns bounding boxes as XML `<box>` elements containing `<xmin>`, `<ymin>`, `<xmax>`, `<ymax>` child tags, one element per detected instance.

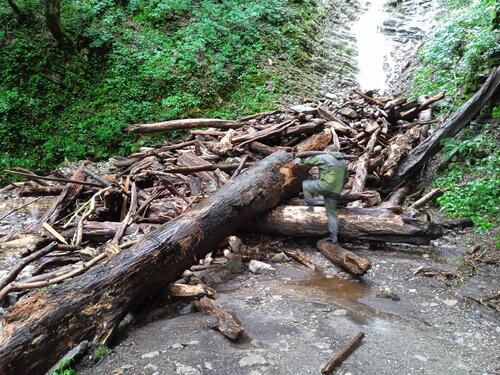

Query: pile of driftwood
<box><xmin>0</xmin><ymin>67</ymin><xmax>498</xmax><ymax>374</ymax></box>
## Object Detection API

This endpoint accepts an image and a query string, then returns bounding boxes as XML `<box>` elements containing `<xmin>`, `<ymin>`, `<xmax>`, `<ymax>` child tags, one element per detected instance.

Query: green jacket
<box><xmin>304</xmin><ymin>152</ymin><xmax>347</xmax><ymax>194</ymax></box>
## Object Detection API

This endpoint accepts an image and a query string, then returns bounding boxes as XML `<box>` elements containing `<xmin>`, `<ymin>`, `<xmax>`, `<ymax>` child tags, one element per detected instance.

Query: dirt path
<box><xmin>78</xmin><ymin>236</ymin><xmax>499</xmax><ymax>374</ymax></box>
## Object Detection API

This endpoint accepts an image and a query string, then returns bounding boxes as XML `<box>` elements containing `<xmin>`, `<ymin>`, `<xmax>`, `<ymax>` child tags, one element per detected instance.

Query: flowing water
<box><xmin>352</xmin><ymin>0</ymin><xmax>393</xmax><ymax>92</ymax></box>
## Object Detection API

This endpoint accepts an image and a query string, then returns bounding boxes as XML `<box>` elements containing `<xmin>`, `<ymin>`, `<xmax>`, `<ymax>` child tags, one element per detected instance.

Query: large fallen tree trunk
<box><xmin>0</xmin><ymin>151</ymin><xmax>304</xmax><ymax>375</ymax></box>
<box><xmin>254</xmin><ymin>205</ymin><xmax>442</xmax><ymax>245</ymax></box>
<box><xmin>388</xmin><ymin>66</ymin><xmax>500</xmax><ymax>188</ymax></box>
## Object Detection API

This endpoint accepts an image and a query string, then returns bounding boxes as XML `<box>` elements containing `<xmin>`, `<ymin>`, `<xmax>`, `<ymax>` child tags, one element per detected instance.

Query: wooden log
<box><xmin>176</xmin><ymin>152</ymin><xmax>230</xmax><ymax>183</ymax></box>
<box><xmin>193</xmin><ymin>296</ymin><xmax>243</xmax><ymax>340</ymax></box>
<box><xmin>127</xmin><ymin>118</ymin><xmax>243</xmax><ymax>133</ymax></box>
<box><xmin>167</xmin><ymin>283</ymin><xmax>215</xmax><ymax>298</ymax></box>
<box><xmin>316</xmin><ymin>239</ymin><xmax>371</xmax><ymax>275</ymax></box>
<box><xmin>19</xmin><ymin>184</ymin><xmax>64</xmax><ymax>196</ymax></box>
<box><xmin>249</xmin><ymin>142</ymin><xmax>279</xmax><ymax>156</ymax></box>
<box><xmin>0</xmin><ymin>151</ymin><xmax>302</xmax><ymax>374</ymax></box>
<box><xmin>407</xmin><ymin>188</ymin><xmax>443</xmax><ymax>210</ymax></box>
<box><xmin>380</xmin><ymin>125</ymin><xmax>421</xmax><ymax>179</ymax></box>
<box><xmin>254</xmin><ymin>205</ymin><xmax>443</xmax><ymax>245</ymax></box>
<box><xmin>321</xmin><ymin>332</ymin><xmax>365</xmax><ymax>374</ymax></box>
<box><xmin>389</xmin><ymin>67</ymin><xmax>500</xmax><ymax>188</ymax></box>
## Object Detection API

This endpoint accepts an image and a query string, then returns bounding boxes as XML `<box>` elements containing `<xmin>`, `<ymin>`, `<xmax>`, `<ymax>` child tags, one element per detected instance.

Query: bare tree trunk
<box><xmin>45</xmin><ymin>0</ymin><xmax>68</xmax><ymax>44</ymax></box>
<box><xmin>6</xmin><ymin>0</ymin><xmax>26</xmax><ymax>22</ymax></box>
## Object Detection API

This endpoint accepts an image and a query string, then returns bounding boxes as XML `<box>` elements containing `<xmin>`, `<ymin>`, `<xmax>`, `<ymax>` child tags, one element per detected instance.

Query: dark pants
<box><xmin>302</xmin><ymin>180</ymin><xmax>339</xmax><ymax>243</ymax></box>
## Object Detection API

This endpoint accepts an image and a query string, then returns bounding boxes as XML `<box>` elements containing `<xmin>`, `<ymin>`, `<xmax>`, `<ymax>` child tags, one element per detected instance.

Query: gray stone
<box><xmin>171</xmin><ymin>343</ymin><xmax>184</xmax><ymax>349</ymax></box>
<box><xmin>443</xmin><ymin>299</ymin><xmax>458</xmax><ymax>307</ymax></box>
<box><xmin>271</xmin><ymin>253</ymin><xmax>287</xmax><ymax>263</ymax></box>
<box><xmin>175</xmin><ymin>363</ymin><xmax>201</xmax><ymax>375</ymax></box>
<box><xmin>338</xmin><ymin>107</ymin><xmax>358</xmax><ymax>119</ymax></box>
<box><xmin>141</xmin><ymin>351</ymin><xmax>160</xmax><ymax>359</ymax></box>
<box><xmin>333</xmin><ymin>309</ymin><xmax>348</xmax><ymax>316</ymax></box>
<box><xmin>143</xmin><ymin>363</ymin><xmax>159</xmax><ymax>375</ymax></box>
<box><xmin>414</xmin><ymin>354</ymin><xmax>428</xmax><ymax>362</ymax></box>
<box><xmin>239</xmin><ymin>354</ymin><xmax>267</xmax><ymax>367</ymax></box>
<box><xmin>248</xmin><ymin>260</ymin><xmax>275</xmax><ymax>274</ymax></box>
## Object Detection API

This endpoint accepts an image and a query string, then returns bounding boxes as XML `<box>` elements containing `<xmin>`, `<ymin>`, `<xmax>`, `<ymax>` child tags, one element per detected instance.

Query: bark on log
<box><xmin>0</xmin><ymin>151</ymin><xmax>302</xmax><ymax>374</ymax></box>
<box><xmin>296</xmin><ymin>128</ymin><xmax>332</xmax><ymax>152</ymax></box>
<box><xmin>316</xmin><ymin>239</ymin><xmax>371</xmax><ymax>275</ymax></box>
<box><xmin>389</xmin><ymin>67</ymin><xmax>500</xmax><ymax>188</ymax></box>
<box><xmin>128</xmin><ymin>119</ymin><xmax>243</xmax><ymax>133</ymax></box>
<box><xmin>254</xmin><ymin>205</ymin><xmax>442</xmax><ymax>245</ymax></box>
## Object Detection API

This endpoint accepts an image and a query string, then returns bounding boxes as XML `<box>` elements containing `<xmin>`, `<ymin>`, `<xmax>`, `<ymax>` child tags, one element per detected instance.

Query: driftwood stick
<box><xmin>11</xmin><ymin>167</ymin><xmax>49</xmax><ymax>186</ymax></box>
<box><xmin>82</xmin><ymin>168</ymin><xmax>110</xmax><ymax>187</ymax></box>
<box><xmin>408</xmin><ymin>188</ymin><xmax>444</xmax><ymax>210</ymax></box>
<box><xmin>283</xmin><ymin>249</ymin><xmax>317</xmax><ymax>270</ymax></box>
<box><xmin>230</xmin><ymin>155</ymin><xmax>249</xmax><ymax>180</ymax></box>
<box><xmin>321</xmin><ymin>332</ymin><xmax>365</xmax><ymax>374</ymax></box>
<box><xmin>6</xmin><ymin>170</ymin><xmax>101</xmax><ymax>188</ymax></box>
<box><xmin>193</xmin><ymin>296</ymin><xmax>244</xmax><ymax>340</ymax></box>
<box><xmin>0</xmin><ymin>242</ymin><xmax>58</xmax><ymax>294</ymax></box>
<box><xmin>128</xmin><ymin>118</ymin><xmax>244</xmax><ymax>133</ymax></box>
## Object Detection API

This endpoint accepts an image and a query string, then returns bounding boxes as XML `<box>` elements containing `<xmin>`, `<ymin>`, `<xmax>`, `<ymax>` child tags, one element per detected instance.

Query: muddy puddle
<box><xmin>294</xmin><ymin>271</ymin><xmax>370</xmax><ymax>300</ymax></box>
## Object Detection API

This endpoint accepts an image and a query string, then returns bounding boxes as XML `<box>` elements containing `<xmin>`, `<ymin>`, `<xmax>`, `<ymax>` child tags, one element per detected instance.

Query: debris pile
<box><xmin>0</xmin><ymin>89</ymin><xmax>459</xmax><ymax>303</ymax></box>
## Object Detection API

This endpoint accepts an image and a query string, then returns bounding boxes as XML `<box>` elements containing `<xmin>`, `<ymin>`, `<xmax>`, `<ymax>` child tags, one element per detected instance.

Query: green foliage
<box><xmin>0</xmin><ymin>0</ymin><xmax>320</xmax><ymax>172</ymax></box>
<box><xmin>412</xmin><ymin>0</ymin><xmax>499</xmax><ymax>112</ymax></box>
<box><xmin>92</xmin><ymin>345</ymin><xmax>109</xmax><ymax>359</ymax></box>
<box><xmin>433</xmin><ymin>125</ymin><xmax>500</xmax><ymax>231</ymax></box>
<box><xmin>51</xmin><ymin>358</ymin><xmax>76</xmax><ymax>375</ymax></box>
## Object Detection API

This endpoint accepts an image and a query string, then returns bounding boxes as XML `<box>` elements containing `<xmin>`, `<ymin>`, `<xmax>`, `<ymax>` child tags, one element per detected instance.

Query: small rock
<box><xmin>333</xmin><ymin>309</ymin><xmax>348</xmax><ymax>316</ymax></box>
<box><xmin>228</xmin><ymin>236</ymin><xmax>243</xmax><ymax>253</ymax></box>
<box><xmin>141</xmin><ymin>351</ymin><xmax>160</xmax><ymax>359</ymax></box>
<box><xmin>175</xmin><ymin>363</ymin><xmax>201</xmax><ymax>375</ymax></box>
<box><xmin>111</xmin><ymin>368</ymin><xmax>123</xmax><ymax>375</ymax></box>
<box><xmin>171</xmin><ymin>343</ymin><xmax>184</xmax><ymax>349</ymax></box>
<box><xmin>204</xmin><ymin>362</ymin><xmax>213</xmax><ymax>370</ymax></box>
<box><xmin>121</xmin><ymin>364</ymin><xmax>134</xmax><ymax>370</ymax></box>
<box><xmin>409</xmin><ymin>289</ymin><xmax>417</xmax><ymax>293</ymax></box>
<box><xmin>313</xmin><ymin>342</ymin><xmax>330</xmax><ymax>350</ymax></box>
<box><xmin>443</xmin><ymin>299</ymin><xmax>458</xmax><ymax>307</ymax></box>
<box><xmin>186</xmin><ymin>340</ymin><xmax>199</xmax><ymax>346</ymax></box>
<box><xmin>248</xmin><ymin>260</ymin><xmax>275</xmax><ymax>274</ymax></box>
<box><xmin>239</xmin><ymin>354</ymin><xmax>267</xmax><ymax>367</ymax></box>
<box><xmin>143</xmin><ymin>363</ymin><xmax>159</xmax><ymax>375</ymax></box>
<box><xmin>339</xmin><ymin>107</ymin><xmax>358</xmax><ymax>119</ymax></box>
<box><xmin>413</xmin><ymin>354</ymin><xmax>428</xmax><ymax>362</ymax></box>
<box><xmin>182</xmin><ymin>270</ymin><xmax>193</xmax><ymax>278</ymax></box>
<box><xmin>271</xmin><ymin>253</ymin><xmax>287</xmax><ymax>263</ymax></box>
<box><xmin>223</xmin><ymin>249</ymin><xmax>235</xmax><ymax>259</ymax></box>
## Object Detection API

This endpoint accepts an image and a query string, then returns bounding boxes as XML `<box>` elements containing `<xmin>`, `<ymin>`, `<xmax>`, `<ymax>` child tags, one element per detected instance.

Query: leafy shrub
<box><xmin>412</xmin><ymin>0</ymin><xmax>499</xmax><ymax>112</ymax></box>
<box><xmin>433</xmin><ymin>126</ymin><xmax>499</xmax><ymax>231</ymax></box>
<box><xmin>0</xmin><ymin>0</ymin><xmax>320</xmax><ymax>173</ymax></box>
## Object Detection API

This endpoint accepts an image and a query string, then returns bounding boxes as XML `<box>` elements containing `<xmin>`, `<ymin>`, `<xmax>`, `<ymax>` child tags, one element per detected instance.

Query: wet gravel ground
<box><xmin>78</xmin><ymin>234</ymin><xmax>499</xmax><ymax>375</ymax></box>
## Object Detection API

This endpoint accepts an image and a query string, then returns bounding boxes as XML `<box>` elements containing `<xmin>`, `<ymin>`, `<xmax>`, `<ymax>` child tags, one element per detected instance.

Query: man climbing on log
<box><xmin>295</xmin><ymin>145</ymin><xmax>348</xmax><ymax>243</ymax></box>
